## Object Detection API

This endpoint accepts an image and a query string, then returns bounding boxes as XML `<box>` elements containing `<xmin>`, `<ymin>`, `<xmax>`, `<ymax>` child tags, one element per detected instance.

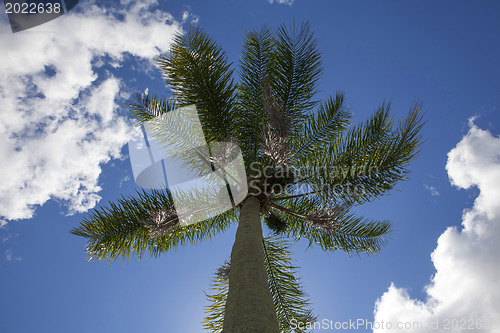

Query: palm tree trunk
<box><xmin>222</xmin><ymin>196</ymin><xmax>279</xmax><ymax>333</ymax></box>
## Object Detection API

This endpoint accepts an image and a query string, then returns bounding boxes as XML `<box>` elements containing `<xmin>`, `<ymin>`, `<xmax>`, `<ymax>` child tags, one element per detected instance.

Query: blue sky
<box><xmin>1</xmin><ymin>1</ymin><xmax>499</xmax><ymax>332</ymax></box>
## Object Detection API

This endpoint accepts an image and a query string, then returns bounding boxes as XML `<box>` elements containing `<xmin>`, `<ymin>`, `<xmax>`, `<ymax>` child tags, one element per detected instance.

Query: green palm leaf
<box><xmin>289</xmin><ymin>92</ymin><xmax>351</xmax><ymax>162</ymax></box>
<box><xmin>203</xmin><ymin>265</ymin><xmax>229</xmax><ymax>333</ymax></box>
<box><xmin>158</xmin><ymin>26</ymin><xmax>237</xmax><ymax>142</ymax></box>
<box><xmin>126</xmin><ymin>92</ymin><xmax>178</xmax><ymax>124</ymax></box>
<box><xmin>272</xmin><ymin>22</ymin><xmax>322</xmax><ymax>124</ymax></box>
<box><xmin>237</xmin><ymin>26</ymin><xmax>275</xmax><ymax>165</ymax></box>
<box><xmin>71</xmin><ymin>189</ymin><xmax>235</xmax><ymax>262</ymax></box>
<box><xmin>269</xmin><ymin>197</ymin><xmax>391</xmax><ymax>254</ymax></box>
<box><xmin>286</xmin><ymin>102</ymin><xmax>424</xmax><ymax>205</ymax></box>
<box><xmin>263</xmin><ymin>236</ymin><xmax>316</xmax><ymax>332</ymax></box>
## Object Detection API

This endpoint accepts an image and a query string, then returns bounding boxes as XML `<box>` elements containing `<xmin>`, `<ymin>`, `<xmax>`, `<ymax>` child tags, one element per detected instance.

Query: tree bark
<box><xmin>222</xmin><ymin>196</ymin><xmax>279</xmax><ymax>333</ymax></box>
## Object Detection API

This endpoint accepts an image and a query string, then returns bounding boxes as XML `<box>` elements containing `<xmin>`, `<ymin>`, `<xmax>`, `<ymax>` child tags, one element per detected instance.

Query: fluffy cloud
<box><xmin>0</xmin><ymin>1</ymin><xmax>182</xmax><ymax>222</ymax></box>
<box><xmin>373</xmin><ymin>121</ymin><xmax>500</xmax><ymax>332</ymax></box>
<box><xmin>267</xmin><ymin>0</ymin><xmax>295</xmax><ymax>6</ymax></box>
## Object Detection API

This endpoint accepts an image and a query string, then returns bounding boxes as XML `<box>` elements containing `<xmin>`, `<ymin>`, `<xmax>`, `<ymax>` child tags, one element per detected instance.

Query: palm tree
<box><xmin>72</xmin><ymin>22</ymin><xmax>424</xmax><ymax>333</ymax></box>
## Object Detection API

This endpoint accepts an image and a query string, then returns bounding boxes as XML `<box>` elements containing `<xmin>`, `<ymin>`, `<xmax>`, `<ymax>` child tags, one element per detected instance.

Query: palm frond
<box><xmin>126</xmin><ymin>92</ymin><xmax>178</xmax><ymax>124</ymax></box>
<box><xmin>127</xmin><ymin>95</ymin><xmax>216</xmax><ymax>181</ymax></box>
<box><xmin>270</xmin><ymin>197</ymin><xmax>392</xmax><ymax>255</ymax></box>
<box><xmin>290</xmin><ymin>102</ymin><xmax>424</xmax><ymax>205</ymax></box>
<box><xmin>158</xmin><ymin>26</ymin><xmax>237</xmax><ymax>142</ymax></box>
<box><xmin>236</xmin><ymin>26</ymin><xmax>276</xmax><ymax>167</ymax></box>
<box><xmin>272</xmin><ymin>22</ymin><xmax>322</xmax><ymax>125</ymax></box>
<box><xmin>71</xmin><ymin>189</ymin><xmax>235</xmax><ymax>262</ymax></box>
<box><xmin>290</xmin><ymin>92</ymin><xmax>351</xmax><ymax>161</ymax></box>
<box><xmin>142</xmin><ymin>104</ymin><xmax>214</xmax><ymax>178</ymax></box>
<box><xmin>263</xmin><ymin>236</ymin><xmax>316</xmax><ymax>332</ymax></box>
<box><xmin>236</xmin><ymin>22</ymin><xmax>323</xmax><ymax>170</ymax></box>
<box><xmin>203</xmin><ymin>264</ymin><xmax>230</xmax><ymax>333</ymax></box>
<box><xmin>259</xmin><ymin>79</ymin><xmax>293</xmax><ymax>167</ymax></box>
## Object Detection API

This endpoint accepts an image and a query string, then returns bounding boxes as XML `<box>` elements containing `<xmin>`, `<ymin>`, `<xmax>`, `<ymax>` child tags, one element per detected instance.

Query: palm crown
<box><xmin>72</xmin><ymin>22</ymin><xmax>424</xmax><ymax>332</ymax></box>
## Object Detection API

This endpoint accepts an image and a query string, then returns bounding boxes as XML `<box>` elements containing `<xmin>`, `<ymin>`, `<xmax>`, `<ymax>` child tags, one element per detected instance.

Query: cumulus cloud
<box><xmin>373</xmin><ymin>120</ymin><xmax>500</xmax><ymax>332</ymax></box>
<box><xmin>267</xmin><ymin>0</ymin><xmax>295</xmax><ymax>6</ymax></box>
<box><xmin>0</xmin><ymin>1</ymin><xmax>182</xmax><ymax>222</ymax></box>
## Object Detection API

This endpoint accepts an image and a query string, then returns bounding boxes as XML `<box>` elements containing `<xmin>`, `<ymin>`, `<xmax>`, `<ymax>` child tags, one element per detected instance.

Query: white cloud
<box><xmin>267</xmin><ymin>0</ymin><xmax>295</xmax><ymax>6</ymax></box>
<box><xmin>0</xmin><ymin>1</ymin><xmax>182</xmax><ymax>222</ymax></box>
<box><xmin>2</xmin><ymin>232</ymin><xmax>17</xmax><ymax>243</ymax></box>
<box><xmin>181</xmin><ymin>10</ymin><xmax>199</xmax><ymax>25</ymax></box>
<box><xmin>374</xmin><ymin>121</ymin><xmax>500</xmax><ymax>332</ymax></box>
<box><xmin>5</xmin><ymin>249</ymin><xmax>22</xmax><ymax>262</ymax></box>
<box><xmin>119</xmin><ymin>175</ymin><xmax>131</xmax><ymax>188</ymax></box>
<box><xmin>424</xmin><ymin>184</ymin><xmax>440</xmax><ymax>196</ymax></box>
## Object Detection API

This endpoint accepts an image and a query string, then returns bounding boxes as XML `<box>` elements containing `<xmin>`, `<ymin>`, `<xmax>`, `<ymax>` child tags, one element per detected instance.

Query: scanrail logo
<box><xmin>3</xmin><ymin>0</ymin><xmax>80</xmax><ymax>32</ymax></box>
<box><xmin>128</xmin><ymin>105</ymin><xmax>248</xmax><ymax>226</ymax></box>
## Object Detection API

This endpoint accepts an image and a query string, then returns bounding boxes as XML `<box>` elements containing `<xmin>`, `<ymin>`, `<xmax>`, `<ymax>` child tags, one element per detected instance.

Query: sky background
<box><xmin>1</xmin><ymin>0</ymin><xmax>499</xmax><ymax>332</ymax></box>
